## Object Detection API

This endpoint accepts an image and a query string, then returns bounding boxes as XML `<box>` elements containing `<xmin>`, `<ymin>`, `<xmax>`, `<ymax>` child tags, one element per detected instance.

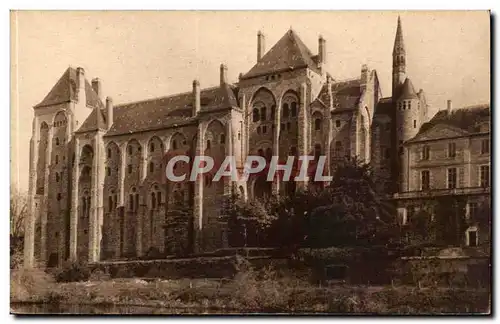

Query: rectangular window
<box><xmin>421</xmin><ymin>170</ymin><xmax>430</xmax><ymax>190</ymax></box>
<box><xmin>480</xmin><ymin>165</ymin><xmax>490</xmax><ymax>187</ymax></box>
<box><xmin>447</xmin><ymin>168</ymin><xmax>457</xmax><ymax>189</ymax></box>
<box><xmin>422</xmin><ymin>145</ymin><xmax>430</xmax><ymax>160</ymax></box>
<box><xmin>448</xmin><ymin>142</ymin><xmax>456</xmax><ymax>158</ymax></box>
<box><xmin>481</xmin><ymin>138</ymin><xmax>490</xmax><ymax>154</ymax></box>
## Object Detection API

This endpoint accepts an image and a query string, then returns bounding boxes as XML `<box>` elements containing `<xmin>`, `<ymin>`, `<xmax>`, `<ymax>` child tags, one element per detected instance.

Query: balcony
<box><xmin>393</xmin><ymin>186</ymin><xmax>490</xmax><ymax>200</ymax></box>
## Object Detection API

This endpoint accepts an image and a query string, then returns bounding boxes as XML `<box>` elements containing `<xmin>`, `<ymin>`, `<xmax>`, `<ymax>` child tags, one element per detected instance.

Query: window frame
<box><xmin>421</xmin><ymin>170</ymin><xmax>430</xmax><ymax>191</ymax></box>
<box><xmin>447</xmin><ymin>167</ymin><xmax>457</xmax><ymax>189</ymax></box>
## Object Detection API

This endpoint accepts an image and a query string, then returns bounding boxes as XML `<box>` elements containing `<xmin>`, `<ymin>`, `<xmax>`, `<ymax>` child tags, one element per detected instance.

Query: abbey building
<box><xmin>24</xmin><ymin>17</ymin><xmax>490</xmax><ymax>267</ymax></box>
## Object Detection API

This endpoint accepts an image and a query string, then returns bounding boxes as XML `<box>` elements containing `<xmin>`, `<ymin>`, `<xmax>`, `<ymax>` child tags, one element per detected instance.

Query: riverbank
<box><xmin>11</xmin><ymin>267</ymin><xmax>491</xmax><ymax>314</ymax></box>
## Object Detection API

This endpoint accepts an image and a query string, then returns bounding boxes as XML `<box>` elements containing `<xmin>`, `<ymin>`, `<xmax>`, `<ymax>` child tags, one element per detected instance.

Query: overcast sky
<box><xmin>11</xmin><ymin>11</ymin><xmax>490</xmax><ymax>190</ymax></box>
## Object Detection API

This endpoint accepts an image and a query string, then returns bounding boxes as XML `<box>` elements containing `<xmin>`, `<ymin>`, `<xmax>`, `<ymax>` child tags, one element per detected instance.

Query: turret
<box><xmin>396</xmin><ymin>78</ymin><xmax>420</xmax><ymax>143</ymax></box>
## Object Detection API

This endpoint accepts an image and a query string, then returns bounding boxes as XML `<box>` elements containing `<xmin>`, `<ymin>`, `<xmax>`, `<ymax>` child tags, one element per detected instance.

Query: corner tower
<box><xmin>392</xmin><ymin>16</ymin><xmax>406</xmax><ymax>98</ymax></box>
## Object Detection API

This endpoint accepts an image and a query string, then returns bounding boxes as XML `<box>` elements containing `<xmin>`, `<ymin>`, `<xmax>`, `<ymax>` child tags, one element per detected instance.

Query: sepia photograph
<box><xmin>10</xmin><ymin>10</ymin><xmax>491</xmax><ymax>315</ymax></box>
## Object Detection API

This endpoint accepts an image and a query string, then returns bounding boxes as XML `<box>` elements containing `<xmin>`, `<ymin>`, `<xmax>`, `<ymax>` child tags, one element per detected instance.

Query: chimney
<box><xmin>360</xmin><ymin>64</ymin><xmax>369</xmax><ymax>91</ymax></box>
<box><xmin>318</xmin><ymin>35</ymin><xmax>326</xmax><ymax>65</ymax></box>
<box><xmin>91</xmin><ymin>78</ymin><xmax>103</xmax><ymax>101</ymax></box>
<box><xmin>76</xmin><ymin>67</ymin><xmax>86</xmax><ymax>105</ymax></box>
<box><xmin>193</xmin><ymin>79</ymin><xmax>200</xmax><ymax>115</ymax></box>
<box><xmin>326</xmin><ymin>75</ymin><xmax>333</xmax><ymax>110</ymax></box>
<box><xmin>257</xmin><ymin>31</ymin><xmax>265</xmax><ymax>62</ymax></box>
<box><xmin>106</xmin><ymin>96</ymin><xmax>113</xmax><ymax>129</ymax></box>
<box><xmin>447</xmin><ymin>100</ymin><xmax>453</xmax><ymax>114</ymax></box>
<box><xmin>220</xmin><ymin>64</ymin><xmax>227</xmax><ymax>86</ymax></box>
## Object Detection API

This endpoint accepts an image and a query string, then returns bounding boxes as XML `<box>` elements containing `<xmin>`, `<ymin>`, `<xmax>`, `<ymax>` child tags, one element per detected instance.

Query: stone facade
<box><xmin>24</xmin><ymin>18</ymin><xmax>490</xmax><ymax>268</ymax></box>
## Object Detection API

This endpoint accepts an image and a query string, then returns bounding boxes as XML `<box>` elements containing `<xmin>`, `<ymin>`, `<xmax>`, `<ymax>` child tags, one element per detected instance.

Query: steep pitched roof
<box><xmin>417</xmin><ymin>104</ymin><xmax>490</xmax><ymax>136</ymax></box>
<box><xmin>397</xmin><ymin>78</ymin><xmax>418</xmax><ymax>100</ymax></box>
<box><xmin>34</xmin><ymin>67</ymin><xmax>103</xmax><ymax>109</ymax></box>
<box><xmin>103</xmin><ymin>84</ymin><xmax>238</xmax><ymax>137</ymax></box>
<box><xmin>242</xmin><ymin>29</ymin><xmax>320</xmax><ymax>79</ymax></box>
<box><xmin>75</xmin><ymin>108</ymin><xmax>107</xmax><ymax>133</ymax></box>
<box><xmin>314</xmin><ymin>78</ymin><xmax>362</xmax><ymax>113</ymax></box>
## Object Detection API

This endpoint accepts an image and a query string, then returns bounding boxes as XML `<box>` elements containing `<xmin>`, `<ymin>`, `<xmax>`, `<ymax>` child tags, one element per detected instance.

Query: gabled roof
<box><xmin>75</xmin><ymin>108</ymin><xmax>107</xmax><ymax>133</ymax></box>
<box><xmin>417</xmin><ymin>104</ymin><xmax>490</xmax><ymax>135</ymax></box>
<box><xmin>397</xmin><ymin>78</ymin><xmax>418</xmax><ymax>100</ymax></box>
<box><xmin>407</xmin><ymin>104</ymin><xmax>490</xmax><ymax>143</ymax></box>
<box><xmin>314</xmin><ymin>78</ymin><xmax>362</xmax><ymax>113</ymax></box>
<box><xmin>241</xmin><ymin>29</ymin><xmax>320</xmax><ymax>79</ymax></box>
<box><xmin>34</xmin><ymin>67</ymin><xmax>103</xmax><ymax>109</ymax></box>
<box><xmin>103</xmin><ymin>84</ymin><xmax>239</xmax><ymax>137</ymax></box>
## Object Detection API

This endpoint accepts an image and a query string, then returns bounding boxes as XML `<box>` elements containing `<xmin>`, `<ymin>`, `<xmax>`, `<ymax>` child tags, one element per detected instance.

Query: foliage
<box><xmin>223</xmin><ymin>157</ymin><xmax>398</xmax><ymax>250</ymax></box>
<box><xmin>165</xmin><ymin>196</ymin><xmax>193</xmax><ymax>256</ymax></box>
<box><xmin>10</xmin><ymin>189</ymin><xmax>28</xmax><ymax>269</ymax></box>
<box><xmin>54</xmin><ymin>261</ymin><xmax>91</xmax><ymax>283</ymax></box>
<box><xmin>10</xmin><ymin>268</ymin><xmax>54</xmax><ymax>302</ymax></box>
<box><xmin>433</xmin><ymin>196</ymin><xmax>467</xmax><ymax>246</ymax></box>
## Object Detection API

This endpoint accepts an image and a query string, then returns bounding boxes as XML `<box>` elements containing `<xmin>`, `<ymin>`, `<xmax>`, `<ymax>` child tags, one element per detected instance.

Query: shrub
<box><xmin>89</xmin><ymin>268</ymin><xmax>111</xmax><ymax>281</ymax></box>
<box><xmin>54</xmin><ymin>261</ymin><xmax>90</xmax><ymax>282</ymax></box>
<box><xmin>10</xmin><ymin>268</ymin><xmax>54</xmax><ymax>302</ymax></box>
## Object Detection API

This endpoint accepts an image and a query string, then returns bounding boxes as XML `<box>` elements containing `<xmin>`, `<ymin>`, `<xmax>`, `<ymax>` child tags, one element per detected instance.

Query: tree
<box><xmin>305</xmin><ymin>157</ymin><xmax>397</xmax><ymax>247</ymax></box>
<box><xmin>11</xmin><ymin>189</ymin><xmax>28</xmax><ymax>268</ymax></box>
<box><xmin>221</xmin><ymin>192</ymin><xmax>279</xmax><ymax>247</ymax></box>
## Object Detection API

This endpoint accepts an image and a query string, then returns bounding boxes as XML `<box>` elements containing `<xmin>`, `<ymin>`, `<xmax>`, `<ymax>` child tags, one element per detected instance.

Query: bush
<box><xmin>10</xmin><ymin>268</ymin><xmax>54</xmax><ymax>302</ymax></box>
<box><xmin>54</xmin><ymin>261</ymin><xmax>90</xmax><ymax>282</ymax></box>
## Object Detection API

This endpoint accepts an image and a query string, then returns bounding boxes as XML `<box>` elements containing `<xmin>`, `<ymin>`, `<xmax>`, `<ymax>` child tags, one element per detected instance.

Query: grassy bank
<box><xmin>11</xmin><ymin>265</ymin><xmax>490</xmax><ymax>314</ymax></box>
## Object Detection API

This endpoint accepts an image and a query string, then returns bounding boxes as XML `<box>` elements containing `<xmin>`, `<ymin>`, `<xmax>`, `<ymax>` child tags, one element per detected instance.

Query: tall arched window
<box><xmin>291</xmin><ymin>102</ymin><xmax>297</xmax><ymax>117</ymax></box>
<box><xmin>172</xmin><ymin>140</ymin><xmax>177</xmax><ymax>150</ymax></box>
<box><xmin>265</xmin><ymin>148</ymin><xmax>273</xmax><ymax>162</ymax></box>
<box><xmin>220</xmin><ymin>134</ymin><xmax>226</xmax><ymax>144</ymax></box>
<box><xmin>260</xmin><ymin>107</ymin><xmax>267</xmax><ymax>121</ymax></box>
<box><xmin>150</xmin><ymin>142</ymin><xmax>155</xmax><ymax>152</ymax></box>
<box><xmin>149</xmin><ymin>162</ymin><xmax>154</xmax><ymax>173</ymax></box>
<box><xmin>314</xmin><ymin>144</ymin><xmax>321</xmax><ymax>161</ymax></box>
<box><xmin>108</xmin><ymin>196</ymin><xmax>113</xmax><ymax>212</ymax></box>
<box><xmin>314</xmin><ymin>118</ymin><xmax>321</xmax><ymax>131</ymax></box>
<box><xmin>271</xmin><ymin>105</ymin><xmax>276</xmax><ymax>121</ymax></box>
<box><xmin>282</xmin><ymin>103</ymin><xmax>289</xmax><ymax>118</ymax></box>
<box><xmin>252</xmin><ymin>108</ymin><xmax>260</xmax><ymax>122</ymax></box>
<box><xmin>151</xmin><ymin>192</ymin><xmax>157</xmax><ymax>209</ymax></box>
<box><xmin>55</xmin><ymin>138</ymin><xmax>60</xmax><ymax>146</ymax></box>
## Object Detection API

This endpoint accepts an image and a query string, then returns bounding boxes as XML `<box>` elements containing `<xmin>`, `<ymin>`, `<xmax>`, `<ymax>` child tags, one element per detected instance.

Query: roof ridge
<box><xmin>114</xmin><ymin>84</ymin><xmax>234</xmax><ymax>108</ymax></box>
<box><xmin>333</xmin><ymin>77</ymin><xmax>361</xmax><ymax>84</ymax></box>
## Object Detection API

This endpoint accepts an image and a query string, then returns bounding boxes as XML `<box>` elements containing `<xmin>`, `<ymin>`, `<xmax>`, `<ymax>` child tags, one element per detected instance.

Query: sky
<box><xmin>10</xmin><ymin>11</ymin><xmax>490</xmax><ymax>191</ymax></box>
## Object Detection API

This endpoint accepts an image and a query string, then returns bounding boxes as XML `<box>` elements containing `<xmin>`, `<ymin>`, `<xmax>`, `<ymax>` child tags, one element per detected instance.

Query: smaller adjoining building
<box><xmin>394</xmin><ymin>102</ymin><xmax>491</xmax><ymax>248</ymax></box>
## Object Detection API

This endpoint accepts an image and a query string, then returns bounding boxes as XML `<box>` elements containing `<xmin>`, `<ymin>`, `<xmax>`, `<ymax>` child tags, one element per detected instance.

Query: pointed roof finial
<box><xmin>393</xmin><ymin>15</ymin><xmax>405</xmax><ymax>55</ymax></box>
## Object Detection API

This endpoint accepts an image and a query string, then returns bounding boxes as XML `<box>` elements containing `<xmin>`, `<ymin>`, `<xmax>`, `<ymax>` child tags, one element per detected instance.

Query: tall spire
<box><xmin>392</xmin><ymin>15</ymin><xmax>407</xmax><ymax>98</ymax></box>
<box><xmin>393</xmin><ymin>15</ymin><xmax>405</xmax><ymax>55</ymax></box>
